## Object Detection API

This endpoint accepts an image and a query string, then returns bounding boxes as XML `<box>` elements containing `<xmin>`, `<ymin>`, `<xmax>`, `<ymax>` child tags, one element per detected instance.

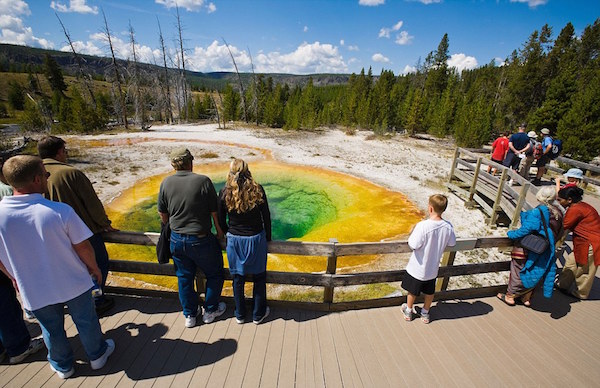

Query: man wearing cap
<box><xmin>38</xmin><ymin>136</ymin><xmax>116</xmax><ymax>315</ymax></box>
<box><xmin>158</xmin><ymin>148</ymin><xmax>226</xmax><ymax>328</ymax></box>
<box><xmin>531</xmin><ymin>128</ymin><xmax>553</xmax><ymax>185</ymax></box>
<box><xmin>519</xmin><ymin>130</ymin><xmax>539</xmax><ymax>179</ymax></box>
<box><xmin>503</xmin><ymin>123</ymin><xmax>531</xmax><ymax>179</ymax></box>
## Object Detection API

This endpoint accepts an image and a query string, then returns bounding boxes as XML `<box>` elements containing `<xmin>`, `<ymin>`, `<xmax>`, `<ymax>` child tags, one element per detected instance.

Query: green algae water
<box><xmin>105</xmin><ymin>159</ymin><xmax>423</xmax><ymax>289</ymax></box>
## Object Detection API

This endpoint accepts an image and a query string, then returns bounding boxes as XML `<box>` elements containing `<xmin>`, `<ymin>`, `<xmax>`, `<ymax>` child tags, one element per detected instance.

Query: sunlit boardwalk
<box><xmin>2</xmin><ymin>281</ymin><xmax>600</xmax><ymax>388</ymax></box>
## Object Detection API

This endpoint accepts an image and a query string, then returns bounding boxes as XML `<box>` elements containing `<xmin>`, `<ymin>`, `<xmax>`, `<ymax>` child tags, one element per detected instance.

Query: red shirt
<box><xmin>491</xmin><ymin>137</ymin><xmax>509</xmax><ymax>161</ymax></box>
<box><xmin>563</xmin><ymin>201</ymin><xmax>600</xmax><ymax>265</ymax></box>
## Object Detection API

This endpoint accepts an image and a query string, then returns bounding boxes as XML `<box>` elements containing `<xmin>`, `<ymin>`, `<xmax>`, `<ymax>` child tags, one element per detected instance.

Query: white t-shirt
<box><xmin>406</xmin><ymin>219</ymin><xmax>456</xmax><ymax>281</ymax></box>
<box><xmin>0</xmin><ymin>194</ymin><xmax>94</xmax><ymax>310</ymax></box>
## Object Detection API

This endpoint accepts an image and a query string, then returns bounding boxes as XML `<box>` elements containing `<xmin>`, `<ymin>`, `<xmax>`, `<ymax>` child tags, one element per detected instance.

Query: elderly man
<box><xmin>158</xmin><ymin>148</ymin><xmax>226</xmax><ymax>328</ymax></box>
<box><xmin>0</xmin><ymin>155</ymin><xmax>114</xmax><ymax>379</ymax></box>
<box><xmin>38</xmin><ymin>136</ymin><xmax>116</xmax><ymax>315</ymax></box>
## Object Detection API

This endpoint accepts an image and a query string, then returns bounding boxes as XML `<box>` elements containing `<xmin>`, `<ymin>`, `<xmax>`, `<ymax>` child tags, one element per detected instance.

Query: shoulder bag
<box><xmin>518</xmin><ymin>208</ymin><xmax>550</xmax><ymax>254</ymax></box>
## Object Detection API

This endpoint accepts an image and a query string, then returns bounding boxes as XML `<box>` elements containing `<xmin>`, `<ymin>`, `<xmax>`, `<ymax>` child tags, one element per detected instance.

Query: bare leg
<box><xmin>423</xmin><ymin>293</ymin><xmax>434</xmax><ymax>311</ymax></box>
<box><xmin>406</xmin><ymin>293</ymin><xmax>416</xmax><ymax>310</ymax></box>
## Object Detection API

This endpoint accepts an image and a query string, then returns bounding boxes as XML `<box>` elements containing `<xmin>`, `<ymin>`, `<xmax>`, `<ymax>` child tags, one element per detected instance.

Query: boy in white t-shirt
<box><xmin>401</xmin><ymin>194</ymin><xmax>456</xmax><ymax>324</ymax></box>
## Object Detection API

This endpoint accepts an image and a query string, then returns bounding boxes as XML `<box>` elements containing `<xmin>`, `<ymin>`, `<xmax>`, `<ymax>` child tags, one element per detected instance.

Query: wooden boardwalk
<box><xmin>2</xmin><ymin>281</ymin><xmax>600</xmax><ymax>388</ymax></box>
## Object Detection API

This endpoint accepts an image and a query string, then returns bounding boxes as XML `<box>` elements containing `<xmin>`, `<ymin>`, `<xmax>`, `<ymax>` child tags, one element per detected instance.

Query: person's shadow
<box><xmin>427</xmin><ymin>300</ymin><xmax>493</xmax><ymax>322</ymax></box>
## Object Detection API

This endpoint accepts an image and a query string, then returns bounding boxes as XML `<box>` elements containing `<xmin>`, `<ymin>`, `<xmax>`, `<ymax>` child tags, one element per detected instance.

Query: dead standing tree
<box><xmin>101</xmin><ymin>8</ymin><xmax>128</xmax><ymax>129</ymax></box>
<box><xmin>222</xmin><ymin>38</ymin><xmax>248</xmax><ymax>123</ymax></box>
<box><xmin>128</xmin><ymin>21</ymin><xmax>149</xmax><ymax>129</ymax></box>
<box><xmin>248</xmin><ymin>47</ymin><xmax>259</xmax><ymax>125</ymax></box>
<box><xmin>175</xmin><ymin>5</ymin><xmax>188</xmax><ymax>122</ymax></box>
<box><xmin>157</xmin><ymin>18</ymin><xmax>174</xmax><ymax>124</ymax></box>
<box><xmin>56</xmin><ymin>13</ymin><xmax>97</xmax><ymax>107</ymax></box>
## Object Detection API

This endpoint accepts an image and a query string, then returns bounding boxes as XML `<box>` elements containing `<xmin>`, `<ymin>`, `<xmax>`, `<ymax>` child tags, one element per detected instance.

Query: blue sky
<box><xmin>1</xmin><ymin>0</ymin><xmax>598</xmax><ymax>75</ymax></box>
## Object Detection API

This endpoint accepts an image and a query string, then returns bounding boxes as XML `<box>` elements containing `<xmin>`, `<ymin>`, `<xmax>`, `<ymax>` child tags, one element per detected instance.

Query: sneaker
<box><xmin>9</xmin><ymin>338</ymin><xmax>45</xmax><ymax>364</ymax></box>
<box><xmin>95</xmin><ymin>296</ymin><xmax>115</xmax><ymax>316</ymax></box>
<box><xmin>50</xmin><ymin>364</ymin><xmax>75</xmax><ymax>379</ymax></box>
<box><xmin>253</xmin><ymin>306</ymin><xmax>270</xmax><ymax>325</ymax></box>
<box><xmin>185</xmin><ymin>309</ymin><xmax>200</xmax><ymax>328</ymax></box>
<box><xmin>90</xmin><ymin>339</ymin><xmax>115</xmax><ymax>370</ymax></box>
<box><xmin>203</xmin><ymin>302</ymin><xmax>226</xmax><ymax>324</ymax></box>
<box><xmin>235</xmin><ymin>317</ymin><xmax>245</xmax><ymax>324</ymax></box>
<box><xmin>420</xmin><ymin>311</ymin><xmax>431</xmax><ymax>324</ymax></box>
<box><xmin>531</xmin><ymin>178</ymin><xmax>541</xmax><ymax>186</ymax></box>
<box><xmin>508</xmin><ymin>179</ymin><xmax>514</xmax><ymax>187</ymax></box>
<box><xmin>400</xmin><ymin>303</ymin><xmax>413</xmax><ymax>321</ymax></box>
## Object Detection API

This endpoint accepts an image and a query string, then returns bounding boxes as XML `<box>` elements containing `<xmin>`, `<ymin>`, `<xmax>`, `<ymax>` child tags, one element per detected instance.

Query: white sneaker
<box><xmin>50</xmin><ymin>364</ymin><xmax>75</xmax><ymax>379</ymax></box>
<box><xmin>9</xmin><ymin>338</ymin><xmax>45</xmax><ymax>364</ymax></box>
<box><xmin>185</xmin><ymin>309</ymin><xmax>200</xmax><ymax>328</ymax></box>
<box><xmin>202</xmin><ymin>302</ymin><xmax>226</xmax><ymax>324</ymax></box>
<box><xmin>253</xmin><ymin>306</ymin><xmax>270</xmax><ymax>325</ymax></box>
<box><xmin>235</xmin><ymin>317</ymin><xmax>245</xmax><ymax>324</ymax></box>
<box><xmin>90</xmin><ymin>339</ymin><xmax>115</xmax><ymax>370</ymax></box>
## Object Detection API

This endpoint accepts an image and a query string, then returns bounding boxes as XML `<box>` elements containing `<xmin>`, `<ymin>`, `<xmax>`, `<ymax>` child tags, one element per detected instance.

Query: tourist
<box><xmin>0</xmin><ymin>156</ymin><xmax>45</xmax><ymax>365</ymax></box>
<box><xmin>0</xmin><ymin>155</ymin><xmax>114</xmax><ymax>379</ymax></box>
<box><xmin>158</xmin><ymin>148</ymin><xmax>226</xmax><ymax>327</ymax></box>
<box><xmin>38</xmin><ymin>136</ymin><xmax>117</xmax><ymax>316</ymax></box>
<box><xmin>497</xmin><ymin>187</ymin><xmax>560</xmax><ymax>307</ymax></box>
<box><xmin>503</xmin><ymin>123</ymin><xmax>531</xmax><ymax>185</ymax></box>
<box><xmin>487</xmin><ymin>132</ymin><xmax>509</xmax><ymax>175</ymax></box>
<box><xmin>401</xmin><ymin>194</ymin><xmax>456</xmax><ymax>324</ymax></box>
<box><xmin>555</xmin><ymin>168</ymin><xmax>584</xmax><ymax>194</ymax></box>
<box><xmin>555</xmin><ymin>186</ymin><xmax>600</xmax><ymax>299</ymax></box>
<box><xmin>531</xmin><ymin>128</ymin><xmax>553</xmax><ymax>185</ymax></box>
<box><xmin>518</xmin><ymin>130</ymin><xmax>539</xmax><ymax>179</ymax></box>
<box><xmin>217</xmin><ymin>159</ymin><xmax>272</xmax><ymax>325</ymax></box>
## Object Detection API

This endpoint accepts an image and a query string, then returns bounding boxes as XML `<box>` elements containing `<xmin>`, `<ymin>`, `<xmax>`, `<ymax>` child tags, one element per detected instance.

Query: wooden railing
<box><xmin>103</xmin><ymin>231</ymin><xmax>514</xmax><ymax>311</ymax></box>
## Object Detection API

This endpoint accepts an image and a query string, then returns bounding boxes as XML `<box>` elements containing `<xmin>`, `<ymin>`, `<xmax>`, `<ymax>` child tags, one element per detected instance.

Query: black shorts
<box><xmin>503</xmin><ymin>153</ymin><xmax>520</xmax><ymax>170</ymax></box>
<box><xmin>535</xmin><ymin>154</ymin><xmax>550</xmax><ymax>167</ymax></box>
<box><xmin>402</xmin><ymin>272</ymin><xmax>436</xmax><ymax>296</ymax></box>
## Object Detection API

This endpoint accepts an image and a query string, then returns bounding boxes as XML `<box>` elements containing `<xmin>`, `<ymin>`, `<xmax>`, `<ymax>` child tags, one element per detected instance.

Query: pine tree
<box><xmin>43</xmin><ymin>54</ymin><xmax>67</xmax><ymax>94</ymax></box>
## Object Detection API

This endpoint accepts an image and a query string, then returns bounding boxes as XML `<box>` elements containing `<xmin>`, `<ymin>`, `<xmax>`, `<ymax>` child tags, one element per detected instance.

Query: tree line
<box><xmin>4</xmin><ymin>17</ymin><xmax>599</xmax><ymax>162</ymax></box>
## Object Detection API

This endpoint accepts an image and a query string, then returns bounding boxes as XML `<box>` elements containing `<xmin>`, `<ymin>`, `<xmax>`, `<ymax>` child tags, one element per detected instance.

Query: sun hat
<box><xmin>170</xmin><ymin>147</ymin><xmax>193</xmax><ymax>163</ymax></box>
<box><xmin>564</xmin><ymin>168</ymin><xmax>584</xmax><ymax>180</ymax></box>
<box><xmin>527</xmin><ymin>131</ymin><xmax>537</xmax><ymax>138</ymax></box>
<box><xmin>541</xmin><ymin>128</ymin><xmax>550</xmax><ymax>135</ymax></box>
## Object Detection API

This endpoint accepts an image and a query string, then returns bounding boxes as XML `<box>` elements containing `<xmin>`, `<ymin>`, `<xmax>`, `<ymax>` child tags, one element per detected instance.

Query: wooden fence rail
<box><xmin>103</xmin><ymin>231</ymin><xmax>514</xmax><ymax>311</ymax></box>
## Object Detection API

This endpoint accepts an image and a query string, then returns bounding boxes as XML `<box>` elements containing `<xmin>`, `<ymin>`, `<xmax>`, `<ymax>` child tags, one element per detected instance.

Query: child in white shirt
<box><xmin>401</xmin><ymin>194</ymin><xmax>456</xmax><ymax>323</ymax></box>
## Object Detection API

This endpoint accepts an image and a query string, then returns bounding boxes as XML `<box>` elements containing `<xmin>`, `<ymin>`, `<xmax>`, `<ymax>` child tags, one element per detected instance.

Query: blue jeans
<box><xmin>89</xmin><ymin>233</ymin><xmax>109</xmax><ymax>304</ymax></box>
<box><xmin>170</xmin><ymin>232</ymin><xmax>224</xmax><ymax>317</ymax></box>
<box><xmin>33</xmin><ymin>289</ymin><xmax>107</xmax><ymax>373</ymax></box>
<box><xmin>233</xmin><ymin>272</ymin><xmax>267</xmax><ymax>321</ymax></box>
<box><xmin>0</xmin><ymin>273</ymin><xmax>30</xmax><ymax>357</ymax></box>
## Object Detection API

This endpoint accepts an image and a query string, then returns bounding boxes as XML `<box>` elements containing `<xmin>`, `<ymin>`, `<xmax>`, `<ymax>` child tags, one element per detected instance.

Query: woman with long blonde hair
<box><xmin>217</xmin><ymin>159</ymin><xmax>271</xmax><ymax>324</ymax></box>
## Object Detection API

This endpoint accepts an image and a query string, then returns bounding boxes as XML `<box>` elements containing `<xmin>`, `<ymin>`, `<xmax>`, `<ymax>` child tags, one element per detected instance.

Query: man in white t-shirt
<box><xmin>0</xmin><ymin>155</ymin><xmax>115</xmax><ymax>379</ymax></box>
<box><xmin>401</xmin><ymin>194</ymin><xmax>456</xmax><ymax>324</ymax></box>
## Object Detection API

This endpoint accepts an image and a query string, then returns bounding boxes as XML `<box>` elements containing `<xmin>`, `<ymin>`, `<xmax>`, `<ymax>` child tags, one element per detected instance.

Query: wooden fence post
<box><xmin>510</xmin><ymin>182</ymin><xmax>530</xmax><ymax>229</ymax></box>
<box><xmin>449</xmin><ymin>148</ymin><xmax>460</xmax><ymax>183</ymax></box>
<box><xmin>435</xmin><ymin>251</ymin><xmax>457</xmax><ymax>292</ymax></box>
<box><xmin>489</xmin><ymin>169</ymin><xmax>508</xmax><ymax>226</ymax></box>
<box><xmin>466</xmin><ymin>157</ymin><xmax>482</xmax><ymax>207</ymax></box>
<box><xmin>582</xmin><ymin>170</ymin><xmax>591</xmax><ymax>189</ymax></box>
<box><xmin>323</xmin><ymin>238</ymin><xmax>338</xmax><ymax>304</ymax></box>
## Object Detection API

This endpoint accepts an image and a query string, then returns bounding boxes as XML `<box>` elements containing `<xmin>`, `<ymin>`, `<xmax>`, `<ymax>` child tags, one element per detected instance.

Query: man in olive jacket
<box><xmin>38</xmin><ymin>136</ymin><xmax>116</xmax><ymax>315</ymax></box>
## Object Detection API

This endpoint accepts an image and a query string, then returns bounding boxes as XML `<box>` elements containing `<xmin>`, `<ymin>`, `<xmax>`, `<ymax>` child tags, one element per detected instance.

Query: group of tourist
<box><xmin>489</xmin><ymin>123</ymin><xmax>556</xmax><ymax>185</ymax></box>
<box><xmin>0</xmin><ymin>135</ymin><xmax>598</xmax><ymax>378</ymax></box>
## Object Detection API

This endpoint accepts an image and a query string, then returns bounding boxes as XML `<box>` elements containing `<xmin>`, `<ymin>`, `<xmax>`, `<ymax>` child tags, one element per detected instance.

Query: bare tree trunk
<box><xmin>56</xmin><ymin>13</ymin><xmax>96</xmax><ymax>107</ymax></box>
<box><xmin>175</xmin><ymin>5</ymin><xmax>188</xmax><ymax>123</ymax></box>
<box><xmin>222</xmin><ymin>38</ymin><xmax>247</xmax><ymax>123</ymax></box>
<box><xmin>157</xmin><ymin>18</ymin><xmax>173</xmax><ymax>124</ymax></box>
<box><xmin>248</xmin><ymin>47</ymin><xmax>259</xmax><ymax>125</ymax></box>
<box><xmin>128</xmin><ymin>21</ymin><xmax>146</xmax><ymax>129</ymax></box>
<box><xmin>102</xmin><ymin>9</ymin><xmax>128</xmax><ymax>129</ymax></box>
<box><xmin>215</xmin><ymin>89</ymin><xmax>224</xmax><ymax>129</ymax></box>
<box><xmin>172</xmin><ymin>53</ymin><xmax>182</xmax><ymax>124</ymax></box>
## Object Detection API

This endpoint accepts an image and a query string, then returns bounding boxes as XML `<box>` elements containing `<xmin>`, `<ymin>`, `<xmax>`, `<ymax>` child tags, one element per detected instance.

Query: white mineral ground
<box><xmin>62</xmin><ymin>123</ymin><xmax>510</xmax><ymax>293</ymax></box>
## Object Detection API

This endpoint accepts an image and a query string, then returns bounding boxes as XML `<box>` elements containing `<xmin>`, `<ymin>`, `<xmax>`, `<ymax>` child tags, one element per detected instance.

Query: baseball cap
<box><xmin>170</xmin><ymin>147</ymin><xmax>193</xmax><ymax>163</ymax></box>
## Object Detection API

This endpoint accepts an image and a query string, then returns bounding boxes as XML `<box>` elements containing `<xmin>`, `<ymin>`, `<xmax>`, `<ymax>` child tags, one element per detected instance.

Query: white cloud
<box><xmin>395</xmin><ymin>31</ymin><xmax>414</xmax><ymax>45</ymax></box>
<box><xmin>359</xmin><ymin>0</ymin><xmax>385</xmax><ymax>5</ymax></box>
<box><xmin>447</xmin><ymin>53</ymin><xmax>478</xmax><ymax>72</ymax></box>
<box><xmin>413</xmin><ymin>0</ymin><xmax>442</xmax><ymax>4</ymax></box>
<box><xmin>50</xmin><ymin>0</ymin><xmax>98</xmax><ymax>14</ymax></box>
<box><xmin>254</xmin><ymin>41</ymin><xmax>347</xmax><ymax>74</ymax></box>
<box><xmin>155</xmin><ymin>0</ymin><xmax>214</xmax><ymax>12</ymax></box>
<box><xmin>340</xmin><ymin>39</ymin><xmax>345</xmax><ymax>46</ymax></box>
<box><xmin>348</xmin><ymin>45</ymin><xmax>359</xmax><ymax>51</ymax></box>
<box><xmin>372</xmin><ymin>53</ymin><xmax>390</xmax><ymax>63</ymax></box>
<box><xmin>510</xmin><ymin>0</ymin><xmax>548</xmax><ymax>8</ymax></box>
<box><xmin>494</xmin><ymin>57</ymin><xmax>506</xmax><ymax>66</ymax></box>
<box><xmin>401</xmin><ymin>65</ymin><xmax>417</xmax><ymax>74</ymax></box>
<box><xmin>303</xmin><ymin>25</ymin><xmax>308</xmax><ymax>32</ymax></box>
<box><xmin>0</xmin><ymin>0</ymin><xmax>53</xmax><ymax>48</ymax></box>
<box><xmin>379</xmin><ymin>20</ymin><xmax>403</xmax><ymax>38</ymax></box>
<box><xmin>62</xmin><ymin>32</ymin><xmax>160</xmax><ymax>63</ymax></box>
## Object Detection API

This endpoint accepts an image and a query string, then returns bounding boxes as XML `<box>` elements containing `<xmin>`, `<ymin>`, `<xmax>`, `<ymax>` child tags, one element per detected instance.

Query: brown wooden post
<box><xmin>509</xmin><ymin>182</ymin><xmax>530</xmax><ymax>229</ymax></box>
<box><xmin>435</xmin><ymin>251</ymin><xmax>457</xmax><ymax>292</ymax></box>
<box><xmin>323</xmin><ymin>238</ymin><xmax>338</xmax><ymax>304</ymax></box>
<box><xmin>466</xmin><ymin>157</ymin><xmax>483</xmax><ymax>207</ymax></box>
<box><xmin>582</xmin><ymin>170</ymin><xmax>591</xmax><ymax>189</ymax></box>
<box><xmin>449</xmin><ymin>148</ymin><xmax>460</xmax><ymax>183</ymax></box>
<box><xmin>489</xmin><ymin>169</ymin><xmax>508</xmax><ymax>226</ymax></box>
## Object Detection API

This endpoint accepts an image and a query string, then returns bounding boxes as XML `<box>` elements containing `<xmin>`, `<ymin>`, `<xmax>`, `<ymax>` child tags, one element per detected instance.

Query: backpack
<box><xmin>532</xmin><ymin>140</ymin><xmax>544</xmax><ymax>160</ymax></box>
<box><xmin>550</xmin><ymin>138</ymin><xmax>562</xmax><ymax>159</ymax></box>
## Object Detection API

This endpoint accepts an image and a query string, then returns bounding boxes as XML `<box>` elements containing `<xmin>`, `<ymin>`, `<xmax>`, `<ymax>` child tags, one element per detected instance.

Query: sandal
<box><xmin>523</xmin><ymin>300</ymin><xmax>531</xmax><ymax>308</ymax></box>
<box><xmin>497</xmin><ymin>293</ymin><xmax>515</xmax><ymax>306</ymax></box>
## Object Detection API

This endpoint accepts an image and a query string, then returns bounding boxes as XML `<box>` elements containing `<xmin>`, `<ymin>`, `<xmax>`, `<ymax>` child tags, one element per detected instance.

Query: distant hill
<box><xmin>0</xmin><ymin>44</ymin><xmax>350</xmax><ymax>90</ymax></box>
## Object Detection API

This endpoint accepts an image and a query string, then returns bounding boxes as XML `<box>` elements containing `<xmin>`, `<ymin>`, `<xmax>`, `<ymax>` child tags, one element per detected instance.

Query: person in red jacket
<box><xmin>556</xmin><ymin>186</ymin><xmax>600</xmax><ymax>299</ymax></box>
<box><xmin>487</xmin><ymin>132</ymin><xmax>509</xmax><ymax>175</ymax></box>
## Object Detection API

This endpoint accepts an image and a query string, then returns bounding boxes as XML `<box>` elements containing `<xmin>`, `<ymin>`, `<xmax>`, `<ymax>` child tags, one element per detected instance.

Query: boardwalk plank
<box><xmin>315</xmin><ymin>312</ymin><xmax>342</xmax><ymax>388</ymax></box>
<box><xmin>256</xmin><ymin>308</ymin><xmax>285</xmax><ymax>388</ymax></box>
<box><xmin>278</xmin><ymin>309</ymin><xmax>299</xmax><ymax>387</ymax></box>
<box><xmin>240</xmin><ymin>311</ymin><xmax>271</xmax><ymax>388</ymax></box>
<box><xmin>223</xmin><ymin>320</ymin><xmax>256</xmax><ymax>388</ymax></box>
<box><xmin>188</xmin><ymin>316</ymin><xmax>233</xmax><ymax>387</ymax></box>
<box><xmin>325</xmin><ymin>313</ymin><xmax>362</xmax><ymax>388</ymax></box>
